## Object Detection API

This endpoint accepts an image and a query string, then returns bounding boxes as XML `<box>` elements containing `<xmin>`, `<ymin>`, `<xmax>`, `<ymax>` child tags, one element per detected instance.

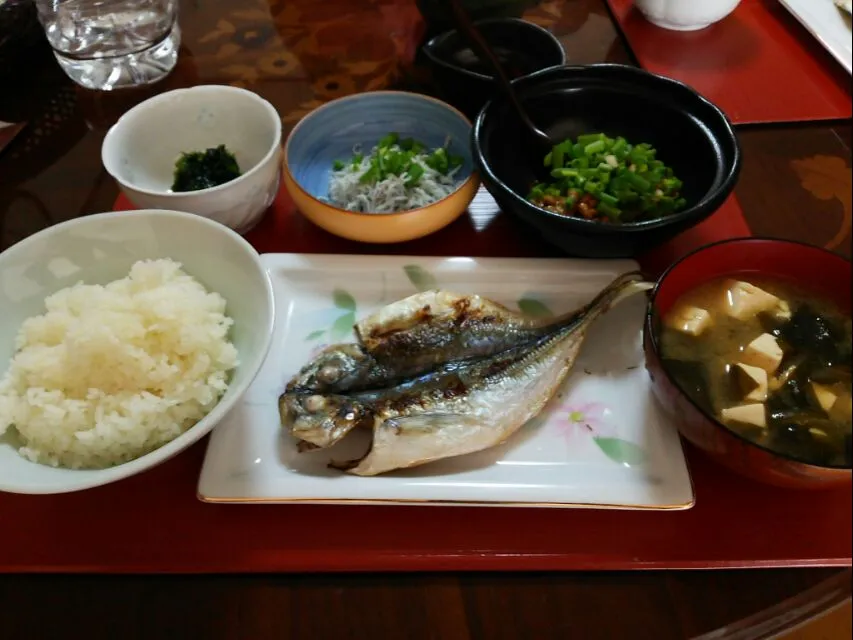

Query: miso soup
<box><xmin>659</xmin><ymin>276</ymin><xmax>852</xmax><ymax>468</ymax></box>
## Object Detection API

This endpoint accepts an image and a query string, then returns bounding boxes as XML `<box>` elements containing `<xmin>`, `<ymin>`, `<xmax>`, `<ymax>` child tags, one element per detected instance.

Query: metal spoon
<box><xmin>444</xmin><ymin>0</ymin><xmax>554</xmax><ymax>152</ymax></box>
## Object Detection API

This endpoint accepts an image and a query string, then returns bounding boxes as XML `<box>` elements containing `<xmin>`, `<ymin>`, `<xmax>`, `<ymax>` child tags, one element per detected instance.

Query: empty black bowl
<box><xmin>472</xmin><ymin>64</ymin><xmax>742</xmax><ymax>258</ymax></box>
<box><xmin>423</xmin><ymin>18</ymin><xmax>566</xmax><ymax>120</ymax></box>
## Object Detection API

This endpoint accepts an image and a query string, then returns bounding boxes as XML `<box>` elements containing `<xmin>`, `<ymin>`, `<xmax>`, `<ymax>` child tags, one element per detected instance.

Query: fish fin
<box><xmin>330</xmin><ymin>413</ymin><xmax>484</xmax><ymax>471</ymax></box>
<box><xmin>342</xmin><ymin>413</ymin><xmax>498</xmax><ymax>476</ymax></box>
<box><xmin>384</xmin><ymin>413</ymin><xmax>485</xmax><ymax>433</ymax></box>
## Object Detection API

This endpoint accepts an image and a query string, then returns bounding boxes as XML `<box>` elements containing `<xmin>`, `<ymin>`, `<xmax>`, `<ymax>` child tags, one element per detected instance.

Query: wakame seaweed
<box><xmin>171</xmin><ymin>145</ymin><xmax>241</xmax><ymax>192</ymax></box>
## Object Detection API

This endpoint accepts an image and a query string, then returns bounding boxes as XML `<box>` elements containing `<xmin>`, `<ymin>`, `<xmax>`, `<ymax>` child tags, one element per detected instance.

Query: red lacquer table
<box><xmin>0</xmin><ymin>191</ymin><xmax>846</xmax><ymax>576</ymax></box>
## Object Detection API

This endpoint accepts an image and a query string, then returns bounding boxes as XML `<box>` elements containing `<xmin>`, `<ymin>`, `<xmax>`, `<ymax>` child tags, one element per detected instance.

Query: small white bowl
<box><xmin>635</xmin><ymin>0</ymin><xmax>742</xmax><ymax>31</ymax></box>
<box><xmin>102</xmin><ymin>85</ymin><xmax>283</xmax><ymax>234</ymax></box>
<box><xmin>0</xmin><ymin>210</ymin><xmax>275</xmax><ymax>494</ymax></box>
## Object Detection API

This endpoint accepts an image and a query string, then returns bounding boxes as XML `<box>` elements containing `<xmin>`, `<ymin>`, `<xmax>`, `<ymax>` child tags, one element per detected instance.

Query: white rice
<box><xmin>327</xmin><ymin>143</ymin><xmax>462</xmax><ymax>213</ymax></box>
<box><xmin>0</xmin><ymin>259</ymin><xmax>239</xmax><ymax>469</ymax></box>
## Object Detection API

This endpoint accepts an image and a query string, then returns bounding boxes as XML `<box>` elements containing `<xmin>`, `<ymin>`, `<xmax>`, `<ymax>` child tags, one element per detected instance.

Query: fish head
<box><xmin>286</xmin><ymin>344</ymin><xmax>373</xmax><ymax>393</ymax></box>
<box><xmin>279</xmin><ymin>391</ymin><xmax>373</xmax><ymax>448</ymax></box>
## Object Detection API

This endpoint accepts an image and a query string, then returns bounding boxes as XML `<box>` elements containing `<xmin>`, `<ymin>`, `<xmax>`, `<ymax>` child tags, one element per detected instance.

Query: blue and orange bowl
<box><xmin>282</xmin><ymin>91</ymin><xmax>480</xmax><ymax>244</ymax></box>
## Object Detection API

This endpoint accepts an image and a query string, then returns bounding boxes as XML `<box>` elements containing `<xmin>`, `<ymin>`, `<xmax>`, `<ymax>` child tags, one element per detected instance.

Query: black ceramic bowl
<box><xmin>423</xmin><ymin>18</ymin><xmax>566</xmax><ymax>120</ymax></box>
<box><xmin>472</xmin><ymin>64</ymin><xmax>742</xmax><ymax>258</ymax></box>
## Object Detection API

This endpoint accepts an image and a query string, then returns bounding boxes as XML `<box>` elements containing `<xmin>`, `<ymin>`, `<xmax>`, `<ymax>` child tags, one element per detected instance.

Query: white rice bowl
<box><xmin>0</xmin><ymin>209</ymin><xmax>274</xmax><ymax>494</ymax></box>
<box><xmin>0</xmin><ymin>259</ymin><xmax>238</xmax><ymax>469</ymax></box>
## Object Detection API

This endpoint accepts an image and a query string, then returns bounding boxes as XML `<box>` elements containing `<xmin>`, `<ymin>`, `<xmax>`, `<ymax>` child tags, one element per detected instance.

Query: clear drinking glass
<box><xmin>33</xmin><ymin>0</ymin><xmax>180</xmax><ymax>91</ymax></box>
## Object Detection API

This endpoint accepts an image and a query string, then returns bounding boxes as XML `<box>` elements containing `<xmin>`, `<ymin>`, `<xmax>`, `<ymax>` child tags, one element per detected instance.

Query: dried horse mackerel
<box><xmin>279</xmin><ymin>271</ymin><xmax>651</xmax><ymax>475</ymax></box>
<box><xmin>284</xmin><ymin>287</ymin><xmax>607</xmax><ymax>396</ymax></box>
<box><xmin>280</xmin><ymin>283</ymin><xmax>642</xmax><ymax>448</ymax></box>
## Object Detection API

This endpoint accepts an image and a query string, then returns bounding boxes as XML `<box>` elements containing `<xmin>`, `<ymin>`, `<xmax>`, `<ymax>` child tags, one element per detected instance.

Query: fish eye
<box><xmin>318</xmin><ymin>364</ymin><xmax>341</xmax><ymax>383</ymax></box>
<box><xmin>303</xmin><ymin>395</ymin><xmax>327</xmax><ymax>413</ymax></box>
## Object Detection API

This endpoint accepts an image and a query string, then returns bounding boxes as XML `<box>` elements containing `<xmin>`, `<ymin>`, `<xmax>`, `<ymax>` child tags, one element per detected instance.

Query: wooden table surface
<box><xmin>0</xmin><ymin>1</ymin><xmax>851</xmax><ymax>638</ymax></box>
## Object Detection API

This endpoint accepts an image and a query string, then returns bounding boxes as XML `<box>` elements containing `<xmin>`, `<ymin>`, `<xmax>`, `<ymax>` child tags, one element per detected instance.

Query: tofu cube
<box><xmin>721</xmin><ymin>403</ymin><xmax>767</xmax><ymax>429</ymax></box>
<box><xmin>741</xmin><ymin>333</ymin><xmax>784</xmax><ymax>374</ymax></box>
<box><xmin>733</xmin><ymin>363</ymin><xmax>769</xmax><ymax>402</ymax></box>
<box><xmin>666</xmin><ymin>304</ymin><xmax>712</xmax><ymax>336</ymax></box>
<box><xmin>723</xmin><ymin>280</ymin><xmax>783</xmax><ymax>320</ymax></box>
<box><xmin>829</xmin><ymin>393</ymin><xmax>852</xmax><ymax>423</ymax></box>
<box><xmin>811</xmin><ymin>383</ymin><xmax>839</xmax><ymax>412</ymax></box>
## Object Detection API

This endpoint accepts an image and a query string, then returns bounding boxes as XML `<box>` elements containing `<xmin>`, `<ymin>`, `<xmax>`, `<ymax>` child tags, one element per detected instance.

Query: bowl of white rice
<box><xmin>283</xmin><ymin>91</ymin><xmax>480</xmax><ymax>244</ymax></box>
<box><xmin>0</xmin><ymin>210</ymin><xmax>274</xmax><ymax>494</ymax></box>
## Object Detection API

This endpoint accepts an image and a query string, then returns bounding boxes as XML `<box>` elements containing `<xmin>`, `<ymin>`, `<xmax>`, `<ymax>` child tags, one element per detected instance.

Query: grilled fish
<box><xmin>355</xmin><ymin>289</ymin><xmax>577</xmax><ymax>370</ymax></box>
<box><xmin>281</xmin><ymin>272</ymin><xmax>651</xmax><ymax>473</ymax></box>
<box><xmin>286</xmin><ymin>290</ymin><xmax>582</xmax><ymax>396</ymax></box>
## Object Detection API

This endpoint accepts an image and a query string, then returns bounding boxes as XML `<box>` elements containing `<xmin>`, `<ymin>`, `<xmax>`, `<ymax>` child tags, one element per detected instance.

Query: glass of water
<box><xmin>34</xmin><ymin>0</ymin><xmax>180</xmax><ymax>91</ymax></box>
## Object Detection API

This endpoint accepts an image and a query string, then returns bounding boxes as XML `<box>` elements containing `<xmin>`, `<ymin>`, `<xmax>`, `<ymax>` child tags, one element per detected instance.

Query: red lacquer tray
<box><xmin>604</xmin><ymin>0</ymin><xmax>852</xmax><ymax>125</ymax></box>
<box><xmin>0</xmin><ymin>192</ymin><xmax>849</xmax><ymax>573</ymax></box>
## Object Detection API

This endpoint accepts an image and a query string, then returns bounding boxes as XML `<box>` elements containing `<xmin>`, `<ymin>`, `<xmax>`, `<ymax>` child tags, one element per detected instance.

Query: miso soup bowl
<box><xmin>643</xmin><ymin>238</ymin><xmax>852</xmax><ymax>490</ymax></box>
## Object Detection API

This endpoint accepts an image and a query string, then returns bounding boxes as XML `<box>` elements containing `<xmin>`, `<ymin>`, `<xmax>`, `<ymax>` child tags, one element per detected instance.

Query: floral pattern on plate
<box><xmin>557</xmin><ymin>399</ymin><xmax>647</xmax><ymax>467</ymax></box>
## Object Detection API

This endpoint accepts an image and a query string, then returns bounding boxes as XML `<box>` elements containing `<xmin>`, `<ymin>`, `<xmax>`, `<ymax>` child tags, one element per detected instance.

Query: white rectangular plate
<box><xmin>198</xmin><ymin>254</ymin><xmax>695</xmax><ymax>510</ymax></box>
<box><xmin>780</xmin><ymin>0</ymin><xmax>852</xmax><ymax>74</ymax></box>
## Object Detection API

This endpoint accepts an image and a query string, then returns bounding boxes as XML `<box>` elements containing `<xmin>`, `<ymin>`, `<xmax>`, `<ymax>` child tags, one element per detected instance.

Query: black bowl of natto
<box><xmin>422</xmin><ymin>18</ymin><xmax>566</xmax><ymax>120</ymax></box>
<box><xmin>472</xmin><ymin>64</ymin><xmax>742</xmax><ymax>259</ymax></box>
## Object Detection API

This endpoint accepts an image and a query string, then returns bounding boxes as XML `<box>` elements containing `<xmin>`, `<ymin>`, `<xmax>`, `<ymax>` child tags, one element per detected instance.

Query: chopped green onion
<box><xmin>378</xmin><ymin>132</ymin><xmax>399</xmax><ymax>149</ymax></box>
<box><xmin>662</xmin><ymin>177</ymin><xmax>683</xmax><ymax>191</ymax></box>
<box><xmin>624</xmin><ymin>171</ymin><xmax>651</xmax><ymax>192</ymax></box>
<box><xmin>584</xmin><ymin>140</ymin><xmax>606</xmax><ymax>155</ymax></box>
<box><xmin>598</xmin><ymin>201</ymin><xmax>621</xmax><ymax>217</ymax></box>
<box><xmin>526</xmin><ymin>133</ymin><xmax>686</xmax><ymax>224</ymax></box>
<box><xmin>599</xmin><ymin>192</ymin><xmax>620</xmax><ymax>206</ymax></box>
<box><xmin>577</xmin><ymin>133</ymin><xmax>604</xmax><ymax>146</ymax></box>
<box><xmin>404</xmin><ymin>163</ymin><xmax>424</xmax><ymax>187</ymax></box>
<box><xmin>333</xmin><ymin>132</ymin><xmax>466</xmax><ymax>197</ymax></box>
<box><xmin>551</xmin><ymin>168</ymin><xmax>580</xmax><ymax>179</ymax></box>
<box><xmin>552</xmin><ymin>146</ymin><xmax>565</xmax><ymax>170</ymax></box>
<box><xmin>529</xmin><ymin>185</ymin><xmax>545</xmax><ymax>200</ymax></box>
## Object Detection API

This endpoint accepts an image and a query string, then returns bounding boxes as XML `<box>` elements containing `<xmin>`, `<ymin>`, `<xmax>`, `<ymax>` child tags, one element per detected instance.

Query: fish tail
<box><xmin>548</xmin><ymin>271</ymin><xmax>652</xmax><ymax>331</ymax></box>
<box><xmin>588</xmin><ymin>270</ymin><xmax>653</xmax><ymax>313</ymax></box>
